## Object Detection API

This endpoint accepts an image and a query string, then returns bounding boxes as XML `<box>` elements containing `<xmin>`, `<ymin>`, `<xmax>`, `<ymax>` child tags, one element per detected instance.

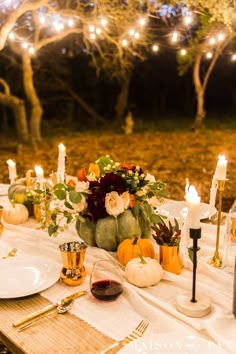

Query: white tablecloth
<box><xmin>0</xmin><ymin>197</ymin><xmax>235</xmax><ymax>353</ymax></box>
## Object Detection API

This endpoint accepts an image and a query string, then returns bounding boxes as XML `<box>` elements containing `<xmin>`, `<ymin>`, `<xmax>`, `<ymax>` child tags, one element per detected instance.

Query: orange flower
<box><xmin>89</xmin><ymin>163</ymin><xmax>100</xmax><ymax>178</ymax></box>
<box><xmin>67</xmin><ymin>179</ymin><xmax>76</xmax><ymax>188</ymax></box>
<box><xmin>120</xmin><ymin>162</ymin><xmax>135</xmax><ymax>170</ymax></box>
<box><xmin>129</xmin><ymin>194</ymin><xmax>136</xmax><ymax>208</ymax></box>
<box><xmin>77</xmin><ymin>168</ymin><xmax>88</xmax><ymax>182</ymax></box>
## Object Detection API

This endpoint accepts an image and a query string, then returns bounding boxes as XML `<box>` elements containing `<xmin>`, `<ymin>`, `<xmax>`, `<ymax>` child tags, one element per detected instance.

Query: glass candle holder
<box><xmin>59</xmin><ymin>241</ymin><xmax>87</xmax><ymax>286</ymax></box>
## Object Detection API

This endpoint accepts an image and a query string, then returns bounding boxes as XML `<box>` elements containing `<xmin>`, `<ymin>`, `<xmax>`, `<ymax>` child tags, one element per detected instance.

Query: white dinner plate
<box><xmin>0</xmin><ymin>255</ymin><xmax>60</xmax><ymax>298</ymax></box>
<box><xmin>158</xmin><ymin>201</ymin><xmax>216</xmax><ymax>220</ymax></box>
<box><xmin>118</xmin><ymin>333</ymin><xmax>227</xmax><ymax>353</ymax></box>
<box><xmin>0</xmin><ymin>184</ymin><xmax>10</xmax><ymax>196</ymax></box>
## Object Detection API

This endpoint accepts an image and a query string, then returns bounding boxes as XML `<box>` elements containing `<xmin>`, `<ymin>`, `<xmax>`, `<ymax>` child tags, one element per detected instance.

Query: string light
<box><xmin>96</xmin><ymin>27</ymin><xmax>102</xmax><ymax>35</ymax></box>
<box><xmin>180</xmin><ymin>48</ymin><xmax>187</xmax><ymax>56</ymax></box>
<box><xmin>139</xmin><ymin>18</ymin><xmax>146</xmax><ymax>26</ymax></box>
<box><xmin>152</xmin><ymin>44</ymin><xmax>159</xmax><ymax>52</ymax></box>
<box><xmin>89</xmin><ymin>25</ymin><xmax>95</xmax><ymax>32</ymax></box>
<box><xmin>90</xmin><ymin>33</ymin><xmax>96</xmax><ymax>40</ymax></box>
<box><xmin>218</xmin><ymin>33</ymin><xmax>224</xmax><ymax>42</ymax></box>
<box><xmin>171</xmin><ymin>31</ymin><xmax>179</xmax><ymax>43</ymax></box>
<box><xmin>22</xmin><ymin>41</ymin><xmax>28</xmax><ymax>49</ymax></box>
<box><xmin>183</xmin><ymin>15</ymin><xmax>192</xmax><ymax>26</ymax></box>
<box><xmin>206</xmin><ymin>51</ymin><xmax>213</xmax><ymax>59</ymax></box>
<box><xmin>122</xmin><ymin>39</ymin><xmax>128</xmax><ymax>47</ymax></box>
<box><xmin>134</xmin><ymin>32</ymin><xmax>140</xmax><ymax>39</ymax></box>
<box><xmin>28</xmin><ymin>47</ymin><xmax>35</xmax><ymax>55</ymax></box>
<box><xmin>129</xmin><ymin>29</ymin><xmax>135</xmax><ymax>36</ymax></box>
<box><xmin>8</xmin><ymin>32</ymin><xmax>15</xmax><ymax>40</ymax></box>
<box><xmin>39</xmin><ymin>16</ymin><xmax>46</xmax><ymax>25</ymax></box>
<box><xmin>232</xmin><ymin>53</ymin><xmax>236</xmax><ymax>61</ymax></box>
<box><xmin>100</xmin><ymin>18</ymin><xmax>107</xmax><ymax>27</ymax></box>
<box><xmin>209</xmin><ymin>37</ymin><xmax>215</xmax><ymax>45</ymax></box>
<box><xmin>68</xmin><ymin>19</ymin><xmax>74</xmax><ymax>27</ymax></box>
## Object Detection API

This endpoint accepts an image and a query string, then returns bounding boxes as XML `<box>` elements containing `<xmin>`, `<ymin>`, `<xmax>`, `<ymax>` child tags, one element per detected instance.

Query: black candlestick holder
<box><xmin>176</xmin><ymin>227</ymin><xmax>211</xmax><ymax>318</ymax></box>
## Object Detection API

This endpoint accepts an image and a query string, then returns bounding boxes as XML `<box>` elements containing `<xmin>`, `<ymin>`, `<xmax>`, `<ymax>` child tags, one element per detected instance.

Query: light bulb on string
<box><xmin>8</xmin><ymin>32</ymin><xmax>15</xmax><ymax>40</ymax></box>
<box><xmin>134</xmin><ymin>32</ymin><xmax>140</xmax><ymax>39</ymax></box>
<box><xmin>171</xmin><ymin>31</ymin><xmax>179</xmax><ymax>43</ymax></box>
<box><xmin>90</xmin><ymin>33</ymin><xmax>96</xmax><ymax>40</ymax></box>
<box><xmin>100</xmin><ymin>18</ymin><xmax>107</xmax><ymax>27</ymax></box>
<box><xmin>218</xmin><ymin>33</ymin><xmax>224</xmax><ymax>42</ymax></box>
<box><xmin>89</xmin><ymin>25</ymin><xmax>95</xmax><ymax>32</ymax></box>
<box><xmin>209</xmin><ymin>37</ymin><xmax>215</xmax><ymax>45</ymax></box>
<box><xmin>232</xmin><ymin>53</ymin><xmax>236</xmax><ymax>61</ymax></box>
<box><xmin>206</xmin><ymin>51</ymin><xmax>213</xmax><ymax>59</ymax></box>
<box><xmin>39</xmin><ymin>15</ymin><xmax>46</xmax><ymax>25</ymax></box>
<box><xmin>139</xmin><ymin>18</ymin><xmax>146</xmax><ymax>26</ymax></box>
<box><xmin>129</xmin><ymin>29</ymin><xmax>135</xmax><ymax>36</ymax></box>
<box><xmin>28</xmin><ymin>47</ymin><xmax>35</xmax><ymax>55</ymax></box>
<box><xmin>122</xmin><ymin>39</ymin><xmax>128</xmax><ymax>47</ymax></box>
<box><xmin>152</xmin><ymin>44</ymin><xmax>159</xmax><ymax>52</ymax></box>
<box><xmin>22</xmin><ymin>41</ymin><xmax>29</xmax><ymax>49</ymax></box>
<box><xmin>183</xmin><ymin>15</ymin><xmax>192</xmax><ymax>26</ymax></box>
<box><xmin>96</xmin><ymin>27</ymin><xmax>102</xmax><ymax>35</ymax></box>
<box><xmin>68</xmin><ymin>19</ymin><xmax>74</xmax><ymax>27</ymax></box>
<box><xmin>180</xmin><ymin>48</ymin><xmax>187</xmax><ymax>56</ymax></box>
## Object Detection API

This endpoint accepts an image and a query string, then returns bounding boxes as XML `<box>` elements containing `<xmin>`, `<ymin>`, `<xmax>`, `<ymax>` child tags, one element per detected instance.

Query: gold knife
<box><xmin>12</xmin><ymin>290</ymin><xmax>87</xmax><ymax>327</ymax></box>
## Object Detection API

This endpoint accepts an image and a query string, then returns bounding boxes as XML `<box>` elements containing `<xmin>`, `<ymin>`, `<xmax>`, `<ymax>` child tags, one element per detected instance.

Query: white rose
<box><xmin>87</xmin><ymin>173</ymin><xmax>97</xmax><ymax>182</ymax></box>
<box><xmin>75</xmin><ymin>181</ymin><xmax>90</xmax><ymax>192</ymax></box>
<box><xmin>105</xmin><ymin>191</ymin><xmax>125</xmax><ymax>217</ymax></box>
<box><xmin>121</xmin><ymin>191</ymin><xmax>130</xmax><ymax>209</ymax></box>
<box><xmin>145</xmin><ymin>173</ymin><xmax>156</xmax><ymax>184</ymax></box>
<box><xmin>72</xmin><ymin>195</ymin><xmax>87</xmax><ymax>213</ymax></box>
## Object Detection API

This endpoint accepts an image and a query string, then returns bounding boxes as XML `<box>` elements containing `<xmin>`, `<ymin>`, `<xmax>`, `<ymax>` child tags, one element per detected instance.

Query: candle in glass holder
<box><xmin>215</xmin><ymin>155</ymin><xmax>227</xmax><ymax>180</ymax></box>
<box><xmin>6</xmin><ymin>159</ymin><xmax>17</xmax><ymax>184</ymax></box>
<box><xmin>57</xmin><ymin>143</ymin><xmax>66</xmax><ymax>183</ymax></box>
<box><xmin>186</xmin><ymin>185</ymin><xmax>201</xmax><ymax>229</ymax></box>
<box><xmin>34</xmin><ymin>165</ymin><xmax>44</xmax><ymax>189</ymax></box>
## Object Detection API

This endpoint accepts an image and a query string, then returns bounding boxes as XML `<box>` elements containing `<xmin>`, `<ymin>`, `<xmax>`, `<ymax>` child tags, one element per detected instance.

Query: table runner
<box><xmin>0</xmin><ymin>218</ymin><xmax>235</xmax><ymax>353</ymax></box>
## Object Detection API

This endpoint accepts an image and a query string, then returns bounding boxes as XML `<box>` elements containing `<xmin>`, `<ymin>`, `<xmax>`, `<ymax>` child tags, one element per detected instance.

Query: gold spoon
<box><xmin>17</xmin><ymin>299</ymin><xmax>74</xmax><ymax>331</ymax></box>
<box><xmin>2</xmin><ymin>248</ymin><xmax>17</xmax><ymax>259</ymax></box>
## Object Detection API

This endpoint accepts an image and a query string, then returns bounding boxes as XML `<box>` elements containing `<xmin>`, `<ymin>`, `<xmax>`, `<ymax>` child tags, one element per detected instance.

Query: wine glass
<box><xmin>90</xmin><ymin>259</ymin><xmax>124</xmax><ymax>301</ymax></box>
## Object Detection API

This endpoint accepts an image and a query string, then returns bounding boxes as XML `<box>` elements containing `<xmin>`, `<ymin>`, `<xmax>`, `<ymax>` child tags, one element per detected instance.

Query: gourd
<box><xmin>8</xmin><ymin>169</ymin><xmax>35</xmax><ymax>216</ymax></box>
<box><xmin>3</xmin><ymin>202</ymin><xmax>29</xmax><ymax>225</ymax></box>
<box><xmin>125</xmin><ymin>255</ymin><xmax>163</xmax><ymax>288</ymax></box>
<box><xmin>76</xmin><ymin>209</ymin><xmax>151</xmax><ymax>252</ymax></box>
<box><xmin>117</xmin><ymin>237</ymin><xmax>155</xmax><ymax>266</ymax></box>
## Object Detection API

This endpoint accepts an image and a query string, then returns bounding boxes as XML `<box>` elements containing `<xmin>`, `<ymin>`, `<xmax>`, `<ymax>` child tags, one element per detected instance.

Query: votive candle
<box><xmin>6</xmin><ymin>159</ymin><xmax>17</xmax><ymax>184</ymax></box>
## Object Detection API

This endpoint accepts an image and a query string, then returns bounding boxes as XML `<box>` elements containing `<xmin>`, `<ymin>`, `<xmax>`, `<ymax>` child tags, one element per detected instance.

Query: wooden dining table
<box><xmin>0</xmin><ymin>194</ymin><xmax>235</xmax><ymax>354</ymax></box>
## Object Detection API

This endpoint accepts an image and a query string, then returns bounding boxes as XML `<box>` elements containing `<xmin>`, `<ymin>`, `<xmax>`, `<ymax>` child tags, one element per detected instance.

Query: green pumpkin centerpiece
<box><xmin>8</xmin><ymin>169</ymin><xmax>36</xmax><ymax>216</ymax></box>
<box><xmin>76</xmin><ymin>209</ymin><xmax>152</xmax><ymax>252</ymax></box>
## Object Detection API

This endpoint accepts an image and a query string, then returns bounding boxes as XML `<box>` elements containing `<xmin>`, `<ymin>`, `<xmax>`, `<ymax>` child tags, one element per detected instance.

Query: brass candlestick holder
<box><xmin>209</xmin><ymin>179</ymin><xmax>227</xmax><ymax>268</ymax></box>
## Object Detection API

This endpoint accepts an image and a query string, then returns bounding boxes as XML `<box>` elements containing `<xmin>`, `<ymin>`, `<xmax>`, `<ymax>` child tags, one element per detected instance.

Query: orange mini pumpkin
<box><xmin>117</xmin><ymin>237</ymin><xmax>155</xmax><ymax>266</ymax></box>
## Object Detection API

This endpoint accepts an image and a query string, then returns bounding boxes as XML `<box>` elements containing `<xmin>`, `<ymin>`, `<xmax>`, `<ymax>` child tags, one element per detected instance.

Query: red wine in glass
<box><xmin>91</xmin><ymin>279</ymin><xmax>123</xmax><ymax>301</ymax></box>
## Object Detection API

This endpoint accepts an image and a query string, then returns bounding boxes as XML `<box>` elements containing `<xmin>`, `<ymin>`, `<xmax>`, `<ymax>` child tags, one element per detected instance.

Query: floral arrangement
<box><xmin>40</xmin><ymin>155</ymin><xmax>166</xmax><ymax>237</ymax></box>
<box><xmin>152</xmin><ymin>218</ymin><xmax>181</xmax><ymax>247</ymax></box>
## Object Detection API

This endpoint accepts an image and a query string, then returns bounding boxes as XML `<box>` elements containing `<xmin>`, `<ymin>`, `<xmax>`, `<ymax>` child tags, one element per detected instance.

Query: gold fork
<box><xmin>2</xmin><ymin>248</ymin><xmax>17</xmax><ymax>259</ymax></box>
<box><xmin>100</xmin><ymin>320</ymin><xmax>149</xmax><ymax>354</ymax></box>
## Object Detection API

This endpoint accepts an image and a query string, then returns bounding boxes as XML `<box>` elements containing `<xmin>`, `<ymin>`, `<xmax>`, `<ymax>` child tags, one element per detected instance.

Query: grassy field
<box><xmin>0</xmin><ymin>121</ymin><xmax>235</xmax><ymax>212</ymax></box>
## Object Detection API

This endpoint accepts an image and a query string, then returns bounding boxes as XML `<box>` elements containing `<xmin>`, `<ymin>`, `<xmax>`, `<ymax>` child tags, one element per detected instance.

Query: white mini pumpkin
<box><xmin>3</xmin><ymin>203</ymin><xmax>29</xmax><ymax>225</ymax></box>
<box><xmin>125</xmin><ymin>255</ymin><xmax>163</xmax><ymax>288</ymax></box>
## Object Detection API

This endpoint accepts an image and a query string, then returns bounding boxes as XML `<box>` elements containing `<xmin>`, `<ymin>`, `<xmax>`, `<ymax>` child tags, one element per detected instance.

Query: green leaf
<box><xmin>96</xmin><ymin>156</ymin><xmax>113</xmax><ymax>174</ymax></box>
<box><xmin>48</xmin><ymin>224</ymin><xmax>58</xmax><ymax>236</ymax></box>
<box><xmin>69</xmin><ymin>190</ymin><xmax>82</xmax><ymax>204</ymax></box>
<box><xmin>65</xmin><ymin>201</ymin><xmax>73</xmax><ymax>210</ymax></box>
<box><xmin>133</xmin><ymin>200</ymin><xmax>141</xmax><ymax>216</ymax></box>
<box><xmin>54</xmin><ymin>189</ymin><xmax>66</xmax><ymax>200</ymax></box>
<box><xmin>151</xmin><ymin>214</ymin><xmax>165</xmax><ymax>225</ymax></box>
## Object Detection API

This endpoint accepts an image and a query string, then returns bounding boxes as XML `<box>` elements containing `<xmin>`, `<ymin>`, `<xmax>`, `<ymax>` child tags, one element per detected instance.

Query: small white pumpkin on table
<box><xmin>3</xmin><ymin>201</ymin><xmax>29</xmax><ymax>225</ymax></box>
<box><xmin>125</xmin><ymin>253</ymin><xmax>163</xmax><ymax>288</ymax></box>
